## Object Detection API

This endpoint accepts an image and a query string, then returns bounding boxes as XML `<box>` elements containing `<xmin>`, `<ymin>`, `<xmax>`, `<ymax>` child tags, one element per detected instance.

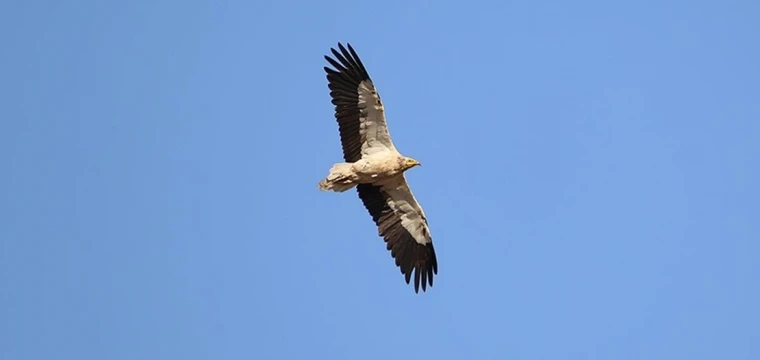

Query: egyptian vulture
<box><xmin>317</xmin><ymin>42</ymin><xmax>438</xmax><ymax>293</ymax></box>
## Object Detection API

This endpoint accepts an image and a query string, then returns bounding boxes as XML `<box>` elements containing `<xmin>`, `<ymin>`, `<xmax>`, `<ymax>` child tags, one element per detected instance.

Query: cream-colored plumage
<box><xmin>317</xmin><ymin>42</ymin><xmax>438</xmax><ymax>293</ymax></box>
<box><xmin>318</xmin><ymin>153</ymin><xmax>419</xmax><ymax>192</ymax></box>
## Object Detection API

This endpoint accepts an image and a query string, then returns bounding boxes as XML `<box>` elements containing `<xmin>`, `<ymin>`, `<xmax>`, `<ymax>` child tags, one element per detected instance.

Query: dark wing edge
<box><xmin>356</xmin><ymin>183</ymin><xmax>438</xmax><ymax>293</ymax></box>
<box><xmin>323</xmin><ymin>42</ymin><xmax>373</xmax><ymax>163</ymax></box>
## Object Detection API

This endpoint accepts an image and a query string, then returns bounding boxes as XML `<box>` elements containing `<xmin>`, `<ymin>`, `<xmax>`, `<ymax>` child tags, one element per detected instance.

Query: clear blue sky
<box><xmin>1</xmin><ymin>0</ymin><xmax>758</xmax><ymax>359</ymax></box>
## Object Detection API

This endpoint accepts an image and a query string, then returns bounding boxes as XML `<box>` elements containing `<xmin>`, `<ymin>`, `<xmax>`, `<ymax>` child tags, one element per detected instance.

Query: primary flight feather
<box><xmin>318</xmin><ymin>42</ymin><xmax>438</xmax><ymax>293</ymax></box>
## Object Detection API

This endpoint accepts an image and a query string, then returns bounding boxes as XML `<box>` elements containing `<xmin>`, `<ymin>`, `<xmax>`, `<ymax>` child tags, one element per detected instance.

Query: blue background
<box><xmin>2</xmin><ymin>1</ymin><xmax>758</xmax><ymax>359</ymax></box>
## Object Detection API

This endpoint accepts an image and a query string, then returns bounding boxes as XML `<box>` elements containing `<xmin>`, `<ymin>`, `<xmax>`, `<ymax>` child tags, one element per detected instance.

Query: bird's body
<box><xmin>318</xmin><ymin>42</ymin><xmax>437</xmax><ymax>293</ymax></box>
<box><xmin>318</xmin><ymin>152</ymin><xmax>419</xmax><ymax>192</ymax></box>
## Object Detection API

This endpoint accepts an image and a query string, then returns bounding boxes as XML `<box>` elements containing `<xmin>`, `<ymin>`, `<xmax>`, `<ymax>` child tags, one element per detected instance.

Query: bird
<box><xmin>317</xmin><ymin>42</ymin><xmax>438</xmax><ymax>293</ymax></box>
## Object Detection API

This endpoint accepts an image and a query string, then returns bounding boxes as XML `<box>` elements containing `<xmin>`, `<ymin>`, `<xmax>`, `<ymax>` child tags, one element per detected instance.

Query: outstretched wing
<box><xmin>357</xmin><ymin>175</ymin><xmax>437</xmax><ymax>293</ymax></box>
<box><xmin>324</xmin><ymin>42</ymin><xmax>397</xmax><ymax>162</ymax></box>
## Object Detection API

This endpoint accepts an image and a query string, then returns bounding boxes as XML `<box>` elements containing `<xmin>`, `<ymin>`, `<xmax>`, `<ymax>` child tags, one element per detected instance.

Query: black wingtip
<box><xmin>324</xmin><ymin>42</ymin><xmax>370</xmax><ymax>81</ymax></box>
<box><xmin>405</xmin><ymin>242</ymin><xmax>438</xmax><ymax>294</ymax></box>
<box><xmin>329</xmin><ymin>42</ymin><xmax>351</xmax><ymax>56</ymax></box>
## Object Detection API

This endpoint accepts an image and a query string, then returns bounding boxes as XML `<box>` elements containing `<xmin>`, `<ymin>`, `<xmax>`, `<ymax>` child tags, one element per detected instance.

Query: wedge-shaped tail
<box><xmin>318</xmin><ymin>163</ymin><xmax>357</xmax><ymax>192</ymax></box>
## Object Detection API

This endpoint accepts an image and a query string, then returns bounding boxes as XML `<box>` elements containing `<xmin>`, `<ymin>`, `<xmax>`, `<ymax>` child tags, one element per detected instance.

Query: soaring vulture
<box><xmin>317</xmin><ymin>42</ymin><xmax>438</xmax><ymax>293</ymax></box>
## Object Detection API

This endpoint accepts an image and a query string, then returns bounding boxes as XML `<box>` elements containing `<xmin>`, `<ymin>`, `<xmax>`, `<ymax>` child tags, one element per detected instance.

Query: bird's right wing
<box><xmin>324</xmin><ymin>42</ymin><xmax>397</xmax><ymax>162</ymax></box>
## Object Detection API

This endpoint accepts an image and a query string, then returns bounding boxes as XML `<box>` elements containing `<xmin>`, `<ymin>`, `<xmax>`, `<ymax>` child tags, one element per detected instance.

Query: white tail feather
<box><xmin>318</xmin><ymin>163</ymin><xmax>358</xmax><ymax>192</ymax></box>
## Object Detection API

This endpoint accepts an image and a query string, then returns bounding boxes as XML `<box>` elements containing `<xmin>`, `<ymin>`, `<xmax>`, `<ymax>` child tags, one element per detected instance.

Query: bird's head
<box><xmin>402</xmin><ymin>157</ymin><xmax>421</xmax><ymax>170</ymax></box>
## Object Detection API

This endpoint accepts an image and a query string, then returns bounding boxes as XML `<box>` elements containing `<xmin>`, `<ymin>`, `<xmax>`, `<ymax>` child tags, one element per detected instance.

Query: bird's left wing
<box><xmin>356</xmin><ymin>175</ymin><xmax>437</xmax><ymax>293</ymax></box>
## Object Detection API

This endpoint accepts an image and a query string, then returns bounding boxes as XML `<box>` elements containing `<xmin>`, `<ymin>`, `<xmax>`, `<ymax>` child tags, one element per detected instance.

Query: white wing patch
<box><xmin>357</xmin><ymin>80</ymin><xmax>396</xmax><ymax>156</ymax></box>
<box><xmin>384</xmin><ymin>185</ymin><xmax>432</xmax><ymax>245</ymax></box>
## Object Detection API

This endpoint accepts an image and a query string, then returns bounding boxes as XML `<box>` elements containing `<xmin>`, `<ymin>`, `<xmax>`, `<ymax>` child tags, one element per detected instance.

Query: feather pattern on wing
<box><xmin>324</xmin><ymin>43</ymin><xmax>396</xmax><ymax>162</ymax></box>
<box><xmin>356</xmin><ymin>175</ymin><xmax>437</xmax><ymax>293</ymax></box>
